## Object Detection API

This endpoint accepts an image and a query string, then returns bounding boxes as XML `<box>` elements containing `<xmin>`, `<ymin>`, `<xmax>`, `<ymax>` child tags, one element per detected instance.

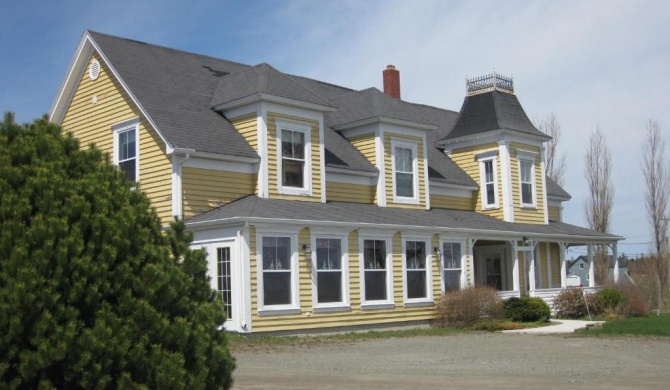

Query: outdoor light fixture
<box><xmin>302</xmin><ymin>244</ymin><xmax>312</xmax><ymax>261</ymax></box>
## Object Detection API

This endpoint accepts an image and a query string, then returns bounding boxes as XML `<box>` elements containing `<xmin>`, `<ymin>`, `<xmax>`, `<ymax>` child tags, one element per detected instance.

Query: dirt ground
<box><xmin>231</xmin><ymin>333</ymin><xmax>670</xmax><ymax>389</ymax></box>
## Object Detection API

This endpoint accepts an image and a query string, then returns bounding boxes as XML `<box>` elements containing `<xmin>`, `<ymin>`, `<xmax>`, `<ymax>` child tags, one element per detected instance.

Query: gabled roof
<box><xmin>440</xmin><ymin>90</ymin><xmax>549</xmax><ymax>143</ymax></box>
<box><xmin>85</xmin><ymin>31</ymin><xmax>259</xmax><ymax>158</ymax></box>
<box><xmin>187</xmin><ymin>196</ymin><xmax>621</xmax><ymax>242</ymax></box>
<box><xmin>326</xmin><ymin>88</ymin><xmax>436</xmax><ymax>130</ymax></box>
<box><xmin>211</xmin><ymin>63</ymin><xmax>334</xmax><ymax>110</ymax></box>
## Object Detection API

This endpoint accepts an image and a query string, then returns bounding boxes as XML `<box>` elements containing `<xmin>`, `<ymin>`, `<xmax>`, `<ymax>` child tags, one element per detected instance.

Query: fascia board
<box><xmin>49</xmin><ymin>33</ymin><xmax>94</xmax><ymax>124</ymax></box>
<box><xmin>185</xmin><ymin>216</ymin><xmax>623</xmax><ymax>242</ymax></box>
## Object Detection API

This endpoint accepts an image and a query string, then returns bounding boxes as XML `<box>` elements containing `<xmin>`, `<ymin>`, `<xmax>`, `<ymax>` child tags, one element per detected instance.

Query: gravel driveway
<box><xmin>232</xmin><ymin>333</ymin><xmax>670</xmax><ymax>389</ymax></box>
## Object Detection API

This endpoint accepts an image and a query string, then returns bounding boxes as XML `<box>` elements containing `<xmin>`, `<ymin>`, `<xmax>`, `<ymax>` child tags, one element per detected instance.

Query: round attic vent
<box><xmin>89</xmin><ymin>59</ymin><xmax>100</xmax><ymax>81</ymax></box>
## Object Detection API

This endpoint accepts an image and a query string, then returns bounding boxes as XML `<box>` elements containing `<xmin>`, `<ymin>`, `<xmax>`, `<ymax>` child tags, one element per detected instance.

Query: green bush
<box><xmin>435</xmin><ymin>286</ymin><xmax>504</xmax><ymax>328</ymax></box>
<box><xmin>553</xmin><ymin>287</ymin><xmax>603</xmax><ymax>319</ymax></box>
<box><xmin>504</xmin><ymin>297</ymin><xmax>551</xmax><ymax>322</ymax></box>
<box><xmin>598</xmin><ymin>287</ymin><xmax>627</xmax><ymax>310</ymax></box>
<box><xmin>0</xmin><ymin>115</ymin><xmax>235</xmax><ymax>389</ymax></box>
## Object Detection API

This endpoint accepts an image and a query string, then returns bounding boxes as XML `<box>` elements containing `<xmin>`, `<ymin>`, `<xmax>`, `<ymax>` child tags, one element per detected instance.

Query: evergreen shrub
<box><xmin>504</xmin><ymin>297</ymin><xmax>551</xmax><ymax>322</ymax></box>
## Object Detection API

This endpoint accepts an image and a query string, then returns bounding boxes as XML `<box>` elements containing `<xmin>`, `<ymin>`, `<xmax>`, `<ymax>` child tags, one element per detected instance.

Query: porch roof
<box><xmin>186</xmin><ymin>196</ymin><xmax>621</xmax><ymax>243</ymax></box>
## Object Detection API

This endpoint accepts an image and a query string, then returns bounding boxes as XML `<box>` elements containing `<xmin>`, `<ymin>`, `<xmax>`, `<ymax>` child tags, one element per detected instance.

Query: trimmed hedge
<box><xmin>504</xmin><ymin>297</ymin><xmax>551</xmax><ymax>322</ymax></box>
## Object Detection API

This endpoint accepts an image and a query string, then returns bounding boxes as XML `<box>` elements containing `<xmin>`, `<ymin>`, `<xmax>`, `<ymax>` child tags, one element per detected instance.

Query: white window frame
<box><xmin>477</xmin><ymin>152</ymin><xmax>499</xmax><ymax>209</ymax></box>
<box><xmin>112</xmin><ymin>118</ymin><xmax>140</xmax><ymax>182</ymax></box>
<box><xmin>311</xmin><ymin>234</ymin><xmax>350</xmax><ymax>312</ymax></box>
<box><xmin>579</xmin><ymin>262</ymin><xmax>585</xmax><ymax>270</ymax></box>
<box><xmin>256</xmin><ymin>231</ymin><xmax>301</xmax><ymax>315</ymax></box>
<box><xmin>402</xmin><ymin>238</ymin><xmax>432</xmax><ymax>306</ymax></box>
<box><xmin>276</xmin><ymin>119</ymin><xmax>312</xmax><ymax>196</ymax></box>
<box><xmin>359</xmin><ymin>234</ymin><xmax>394</xmax><ymax>309</ymax></box>
<box><xmin>440</xmin><ymin>239</ymin><xmax>466</xmax><ymax>292</ymax></box>
<box><xmin>518</xmin><ymin>153</ymin><xmax>537</xmax><ymax>208</ymax></box>
<box><xmin>391</xmin><ymin>139</ymin><xmax>420</xmax><ymax>204</ymax></box>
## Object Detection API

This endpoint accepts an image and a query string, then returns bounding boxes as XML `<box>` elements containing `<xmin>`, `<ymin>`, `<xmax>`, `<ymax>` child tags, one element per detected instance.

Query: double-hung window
<box><xmin>477</xmin><ymin>152</ymin><xmax>498</xmax><ymax>209</ymax></box>
<box><xmin>404</xmin><ymin>240</ymin><xmax>429</xmax><ymax>301</ymax></box>
<box><xmin>442</xmin><ymin>241</ymin><xmax>463</xmax><ymax>292</ymax></box>
<box><xmin>392</xmin><ymin>139</ymin><xmax>419</xmax><ymax>204</ymax></box>
<box><xmin>518</xmin><ymin>156</ymin><xmax>535</xmax><ymax>207</ymax></box>
<box><xmin>260</xmin><ymin>235</ymin><xmax>298</xmax><ymax>311</ymax></box>
<box><xmin>315</xmin><ymin>238</ymin><xmax>343</xmax><ymax>304</ymax></box>
<box><xmin>113</xmin><ymin>118</ymin><xmax>139</xmax><ymax>182</ymax></box>
<box><xmin>362</xmin><ymin>239</ymin><xmax>390</xmax><ymax>303</ymax></box>
<box><xmin>277</xmin><ymin>119</ymin><xmax>311</xmax><ymax>195</ymax></box>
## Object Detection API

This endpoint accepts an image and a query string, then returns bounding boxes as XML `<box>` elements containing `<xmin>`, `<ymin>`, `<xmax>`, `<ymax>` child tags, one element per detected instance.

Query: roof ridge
<box><xmin>86</xmin><ymin>30</ymin><xmax>251</xmax><ymax>70</ymax></box>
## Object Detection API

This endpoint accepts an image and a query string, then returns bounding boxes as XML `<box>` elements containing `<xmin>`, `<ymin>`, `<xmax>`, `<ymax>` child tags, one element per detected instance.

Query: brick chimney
<box><xmin>383</xmin><ymin>65</ymin><xmax>401</xmax><ymax>99</ymax></box>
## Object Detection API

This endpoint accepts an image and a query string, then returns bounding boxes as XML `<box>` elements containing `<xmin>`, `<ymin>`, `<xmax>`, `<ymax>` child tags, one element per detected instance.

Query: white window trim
<box><xmin>477</xmin><ymin>152</ymin><xmax>499</xmax><ymax>210</ymax></box>
<box><xmin>311</xmin><ymin>234</ymin><xmax>350</xmax><ymax>313</ymax></box>
<box><xmin>439</xmin><ymin>238</ymin><xmax>466</xmax><ymax>292</ymax></box>
<box><xmin>256</xmin><ymin>232</ymin><xmax>301</xmax><ymax>315</ymax></box>
<box><xmin>402</xmin><ymin>238</ymin><xmax>433</xmax><ymax>306</ymax></box>
<box><xmin>276</xmin><ymin>119</ymin><xmax>312</xmax><ymax>196</ymax></box>
<box><xmin>391</xmin><ymin>139</ymin><xmax>420</xmax><ymax>204</ymax></box>
<box><xmin>517</xmin><ymin>153</ymin><xmax>537</xmax><ymax>208</ymax></box>
<box><xmin>359</xmin><ymin>234</ymin><xmax>394</xmax><ymax>309</ymax></box>
<box><xmin>112</xmin><ymin>118</ymin><xmax>140</xmax><ymax>182</ymax></box>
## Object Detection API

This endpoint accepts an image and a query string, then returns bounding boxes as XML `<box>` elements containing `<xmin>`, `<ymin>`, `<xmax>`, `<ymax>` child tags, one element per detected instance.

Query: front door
<box><xmin>484</xmin><ymin>255</ymin><xmax>503</xmax><ymax>290</ymax></box>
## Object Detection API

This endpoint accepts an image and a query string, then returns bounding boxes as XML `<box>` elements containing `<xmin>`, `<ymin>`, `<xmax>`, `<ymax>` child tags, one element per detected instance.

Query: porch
<box><xmin>469</xmin><ymin>239</ymin><xmax>620</xmax><ymax>308</ymax></box>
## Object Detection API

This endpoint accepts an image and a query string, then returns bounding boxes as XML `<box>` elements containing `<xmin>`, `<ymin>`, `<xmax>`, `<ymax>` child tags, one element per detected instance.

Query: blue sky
<box><xmin>2</xmin><ymin>0</ymin><xmax>670</xmax><ymax>259</ymax></box>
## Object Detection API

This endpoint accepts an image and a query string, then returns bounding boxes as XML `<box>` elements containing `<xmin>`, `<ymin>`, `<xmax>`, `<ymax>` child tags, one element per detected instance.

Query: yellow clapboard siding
<box><xmin>326</xmin><ymin>181</ymin><xmax>375</xmax><ymax>203</ymax></box>
<box><xmin>449</xmin><ymin>143</ymin><xmax>504</xmax><ymax>220</ymax></box>
<box><xmin>430</xmin><ymin>195</ymin><xmax>475</xmax><ymax>211</ymax></box>
<box><xmin>61</xmin><ymin>54</ymin><xmax>172</xmax><ymax>225</ymax></box>
<box><xmin>548</xmin><ymin>205</ymin><xmax>561</xmax><ymax>221</ymax></box>
<box><xmin>266</xmin><ymin>112</ymin><xmax>322</xmax><ymax>202</ymax></box>
<box><xmin>248</xmin><ymin>227</ymin><xmax>443</xmax><ymax>333</ymax></box>
<box><xmin>383</xmin><ymin>133</ymin><xmax>426</xmax><ymax>210</ymax></box>
<box><xmin>550</xmin><ymin>242</ymin><xmax>561</xmax><ymax>286</ymax></box>
<box><xmin>538</xmin><ymin>242</ymin><xmax>549</xmax><ymax>288</ymax></box>
<box><xmin>231</xmin><ymin>114</ymin><xmax>258</xmax><ymax>151</ymax></box>
<box><xmin>182</xmin><ymin>167</ymin><xmax>256</xmax><ymax>218</ymax></box>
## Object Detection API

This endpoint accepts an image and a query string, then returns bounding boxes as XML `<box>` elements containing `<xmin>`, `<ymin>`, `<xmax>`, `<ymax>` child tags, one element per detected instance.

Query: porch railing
<box><xmin>497</xmin><ymin>290</ymin><xmax>521</xmax><ymax>299</ymax></box>
<box><xmin>530</xmin><ymin>286</ymin><xmax>603</xmax><ymax>315</ymax></box>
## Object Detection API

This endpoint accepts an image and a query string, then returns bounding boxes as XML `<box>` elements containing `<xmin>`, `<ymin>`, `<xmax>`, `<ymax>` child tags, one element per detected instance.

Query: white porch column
<box><xmin>510</xmin><ymin>241</ymin><xmax>520</xmax><ymax>292</ymax></box>
<box><xmin>559</xmin><ymin>242</ymin><xmax>567</xmax><ymax>288</ymax></box>
<box><xmin>468</xmin><ymin>238</ymin><xmax>477</xmax><ymax>287</ymax></box>
<box><xmin>527</xmin><ymin>242</ymin><xmax>537</xmax><ymax>292</ymax></box>
<box><xmin>587</xmin><ymin>243</ymin><xmax>596</xmax><ymax>287</ymax></box>
<box><xmin>612</xmin><ymin>242</ymin><xmax>619</xmax><ymax>283</ymax></box>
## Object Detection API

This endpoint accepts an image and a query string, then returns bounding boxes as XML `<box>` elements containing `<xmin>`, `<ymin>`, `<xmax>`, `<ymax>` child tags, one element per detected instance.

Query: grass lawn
<box><xmin>579</xmin><ymin>313</ymin><xmax>670</xmax><ymax>337</ymax></box>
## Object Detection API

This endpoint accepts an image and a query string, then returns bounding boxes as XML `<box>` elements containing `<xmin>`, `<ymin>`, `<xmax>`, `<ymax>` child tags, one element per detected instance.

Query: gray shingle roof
<box><xmin>187</xmin><ymin>196</ymin><xmax>620</xmax><ymax>241</ymax></box>
<box><xmin>546</xmin><ymin>176</ymin><xmax>571</xmax><ymax>200</ymax></box>
<box><xmin>326</xmin><ymin>88</ymin><xmax>435</xmax><ymax>129</ymax></box>
<box><xmin>211</xmin><ymin>63</ymin><xmax>334</xmax><ymax>108</ymax></box>
<box><xmin>440</xmin><ymin>91</ymin><xmax>548</xmax><ymax>142</ymax></box>
<box><xmin>88</xmin><ymin>31</ymin><xmax>258</xmax><ymax>158</ymax></box>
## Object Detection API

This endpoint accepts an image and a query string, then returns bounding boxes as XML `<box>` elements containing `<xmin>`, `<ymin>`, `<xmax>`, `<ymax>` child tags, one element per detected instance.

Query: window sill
<box><xmin>483</xmin><ymin>206</ymin><xmax>499</xmax><ymax>210</ymax></box>
<box><xmin>393</xmin><ymin>196</ymin><xmax>420</xmax><ymax>205</ymax></box>
<box><xmin>278</xmin><ymin>187</ymin><xmax>312</xmax><ymax>197</ymax></box>
<box><xmin>520</xmin><ymin>205</ymin><xmax>537</xmax><ymax>210</ymax></box>
<box><xmin>403</xmin><ymin>300</ymin><xmax>434</xmax><ymax>308</ymax></box>
<box><xmin>360</xmin><ymin>302</ymin><xmax>395</xmax><ymax>310</ymax></box>
<box><xmin>312</xmin><ymin>304</ymin><xmax>351</xmax><ymax>313</ymax></box>
<box><xmin>257</xmin><ymin>307</ymin><xmax>302</xmax><ymax>316</ymax></box>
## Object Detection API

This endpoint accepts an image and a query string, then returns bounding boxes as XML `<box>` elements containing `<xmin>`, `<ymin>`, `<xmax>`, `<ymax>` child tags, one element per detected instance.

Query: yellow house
<box><xmin>50</xmin><ymin>31</ymin><xmax>621</xmax><ymax>334</ymax></box>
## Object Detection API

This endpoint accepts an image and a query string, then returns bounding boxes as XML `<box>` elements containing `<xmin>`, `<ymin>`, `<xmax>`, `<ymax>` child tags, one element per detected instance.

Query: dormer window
<box><xmin>477</xmin><ymin>151</ymin><xmax>498</xmax><ymax>209</ymax></box>
<box><xmin>392</xmin><ymin>139</ymin><xmax>419</xmax><ymax>204</ymax></box>
<box><xmin>276</xmin><ymin>119</ymin><xmax>311</xmax><ymax>196</ymax></box>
